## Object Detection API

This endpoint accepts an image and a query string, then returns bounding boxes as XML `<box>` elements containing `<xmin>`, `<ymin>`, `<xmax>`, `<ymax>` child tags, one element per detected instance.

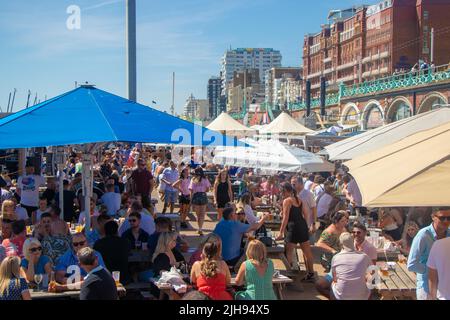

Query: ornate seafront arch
<box><xmin>361</xmin><ymin>100</ymin><xmax>385</xmax><ymax>130</ymax></box>
<box><xmin>418</xmin><ymin>92</ymin><xmax>448</xmax><ymax>114</ymax></box>
<box><xmin>386</xmin><ymin>96</ymin><xmax>412</xmax><ymax>123</ymax></box>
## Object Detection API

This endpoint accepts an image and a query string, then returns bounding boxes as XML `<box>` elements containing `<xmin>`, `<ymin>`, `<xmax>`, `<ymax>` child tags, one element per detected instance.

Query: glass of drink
<box><xmin>34</xmin><ymin>274</ymin><xmax>43</xmax><ymax>292</ymax></box>
<box><xmin>398</xmin><ymin>254</ymin><xmax>407</xmax><ymax>264</ymax></box>
<box><xmin>26</xmin><ymin>226</ymin><xmax>32</xmax><ymax>236</ymax></box>
<box><xmin>112</xmin><ymin>271</ymin><xmax>120</xmax><ymax>286</ymax></box>
<box><xmin>135</xmin><ymin>240</ymin><xmax>142</xmax><ymax>250</ymax></box>
<box><xmin>380</xmin><ymin>264</ymin><xmax>389</xmax><ymax>277</ymax></box>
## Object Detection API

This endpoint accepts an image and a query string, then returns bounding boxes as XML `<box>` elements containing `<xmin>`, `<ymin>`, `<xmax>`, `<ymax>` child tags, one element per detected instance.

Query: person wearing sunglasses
<box><xmin>351</xmin><ymin>222</ymin><xmax>377</xmax><ymax>265</ymax></box>
<box><xmin>54</xmin><ymin>232</ymin><xmax>106</xmax><ymax>290</ymax></box>
<box><xmin>407</xmin><ymin>207</ymin><xmax>450</xmax><ymax>300</ymax></box>
<box><xmin>121</xmin><ymin>212</ymin><xmax>150</xmax><ymax>250</ymax></box>
<box><xmin>21</xmin><ymin>237</ymin><xmax>52</xmax><ymax>283</ymax></box>
<box><xmin>130</xmin><ymin>159</ymin><xmax>154</xmax><ymax>211</ymax></box>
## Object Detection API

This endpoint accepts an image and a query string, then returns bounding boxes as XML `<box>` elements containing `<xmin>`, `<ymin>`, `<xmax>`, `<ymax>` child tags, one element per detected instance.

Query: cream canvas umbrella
<box><xmin>213</xmin><ymin>139</ymin><xmax>334</xmax><ymax>173</ymax></box>
<box><xmin>207</xmin><ymin>112</ymin><xmax>256</xmax><ymax>136</ymax></box>
<box><xmin>260</xmin><ymin>112</ymin><xmax>313</xmax><ymax>135</ymax></box>
<box><xmin>325</xmin><ymin>107</ymin><xmax>450</xmax><ymax>160</ymax></box>
<box><xmin>345</xmin><ymin>121</ymin><xmax>450</xmax><ymax>207</ymax></box>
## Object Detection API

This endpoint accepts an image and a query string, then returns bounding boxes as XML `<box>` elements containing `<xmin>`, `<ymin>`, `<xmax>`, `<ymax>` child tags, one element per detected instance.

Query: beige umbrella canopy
<box><xmin>345</xmin><ymin>121</ymin><xmax>450</xmax><ymax>207</ymax></box>
<box><xmin>207</xmin><ymin>112</ymin><xmax>255</xmax><ymax>135</ymax></box>
<box><xmin>260</xmin><ymin>112</ymin><xmax>313</xmax><ymax>135</ymax></box>
<box><xmin>325</xmin><ymin>107</ymin><xmax>450</xmax><ymax>161</ymax></box>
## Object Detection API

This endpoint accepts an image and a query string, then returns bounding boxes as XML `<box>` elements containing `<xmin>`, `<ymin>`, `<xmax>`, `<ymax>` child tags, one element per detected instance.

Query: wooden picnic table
<box><xmin>156</xmin><ymin>213</ymin><xmax>181</xmax><ymax>232</ymax></box>
<box><xmin>155</xmin><ymin>274</ymin><xmax>293</xmax><ymax>300</ymax></box>
<box><xmin>128</xmin><ymin>249</ymin><xmax>151</xmax><ymax>263</ymax></box>
<box><xmin>30</xmin><ymin>285</ymin><xmax>127</xmax><ymax>300</ymax></box>
<box><xmin>375</xmin><ymin>261</ymin><xmax>416</xmax><ymax>300</ymax></box>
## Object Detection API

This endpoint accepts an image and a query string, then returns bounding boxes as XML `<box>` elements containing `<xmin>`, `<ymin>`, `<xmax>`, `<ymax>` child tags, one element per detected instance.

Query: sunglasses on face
<box><xmin>436</xmin><ymin>216</ymin><xmax>450</xmax><ymax>222</ymax></box>
<box><xmin>72</xmin><ymin>241</ymin><xmax>86</xmax><ymax>247</ymax></box>
<box><xmin>1</xmin><ymin>219</ymin><xmax>14</xmax><ymax>223</ymax></box>
<box><xmin>29</xmin><ymin>247</ymin><xmax>42</xmax><ymax>253</ymax></box>
<box><xmin>129</xmin><ymin>219</ymin><xmax>137</xmax><ymax>223</ymax></box>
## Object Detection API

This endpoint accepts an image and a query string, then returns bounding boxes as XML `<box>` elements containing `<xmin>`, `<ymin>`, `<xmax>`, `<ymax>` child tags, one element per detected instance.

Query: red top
<box><xmin>196</xmin><ymin>273</ymin><xmax>233</xmax><ymax>300</ymax></box>
<box><xmin>2</xmin><ymin>236</ymin><xmax>26</xmax><ymax>258</ymax></box>
<box><xmin>131</xmin><ymin>169</ymin><xmax>153</xmax><ymax>194</ymax></box>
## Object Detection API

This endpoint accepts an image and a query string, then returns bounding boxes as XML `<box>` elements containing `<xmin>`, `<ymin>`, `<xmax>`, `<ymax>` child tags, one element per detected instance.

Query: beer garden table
<box><xmin>375</xmin><ymin>261</ymin><xmax>416</xmax><ymax>300</ymax></box>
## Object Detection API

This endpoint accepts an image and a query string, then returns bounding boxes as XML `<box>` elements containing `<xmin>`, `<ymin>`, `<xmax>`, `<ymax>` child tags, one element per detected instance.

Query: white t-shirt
<box><xmin>313</xmin><ymin>184</ymin><xmax>325</xmax><ymax>199</ymax></box>
<box><xmin>118</xmin><ymin>210</ymin><xmax>155</xmax><ymax>236</ymax></box>
<box><xmin>15</xmin><ymin>206</ymin><xmax>29</xmax><ymax>221</ymax></box>
<box><xmin>347</xmin><ymin>179</ymin><xmax>362</xmax><ymax>207</ymax></box>
<box><xmin>35</xmin><ymin>208</ymin><xmax>50</xmax><ymax>222</ymax></box>
<box><xmin>317</xmin><ymin>193</ymin><xmax>333</xmax><ymax>218</ymax></box>
<box><xmin>17</xmin><ymin>174</ymin><xmax>45</xmax><ymax>207</ymax></box>
<box><xmin>331</xmin><ymin>250</ymin><xmax>371</xmax><ymax>300</ymax></box>
<box><xmin>243</xmin><ymin>204</ymin><xmax>258</xmax><ymax>225</ymax></box>
<box><xmin>304</xmin><ymin>180</ymin><xmax>313</xmax><ymax>192</ymax></box>
<box><xmin>427</xmin><ymin>237</ymin><xmax>450</xmax><ymax>300</ymax></box>
<box><xmin>355</xmin><ymin>239</ymin><xmax>377</xmax><ymax>262</ymax></box>
<box><xmin>299</xmin><ymin>189</ymin><xmax>316</xmax><ymax>226</ymax></box>
<box><xmin>78</xmin><ymin>209</ymin><xmax>100</xmax><ymax>225</ymax></box>
<box><xmin>100</xmin><ymin>192</ymin><xmax>121</xmax><ymax>216</ymax></box>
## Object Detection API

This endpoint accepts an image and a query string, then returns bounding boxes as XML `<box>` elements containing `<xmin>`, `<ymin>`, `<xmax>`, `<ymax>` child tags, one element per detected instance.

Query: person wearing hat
<box><xmin>16</xmin><ymin>163</ymin><xmax>46</xmax><ymax>219</ymax></box>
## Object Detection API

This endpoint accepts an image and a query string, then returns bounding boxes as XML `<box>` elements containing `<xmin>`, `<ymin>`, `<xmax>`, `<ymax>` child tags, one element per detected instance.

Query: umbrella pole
<box><xmin>56</xmin><ymin>147</ymin><xmax>65</xmax><ymax>220</ymax></box>
<box><xmin>82</xmin><ymin>152</ymin><xmax>93</xmax><ymax>230</ymax></box>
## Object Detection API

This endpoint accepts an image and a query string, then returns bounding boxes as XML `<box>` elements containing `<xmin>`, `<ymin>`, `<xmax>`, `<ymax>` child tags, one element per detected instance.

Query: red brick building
<box><xmin>302</xmin><ymin>0</ymin><xmax>450</xmax><ymax>97</ymax></box>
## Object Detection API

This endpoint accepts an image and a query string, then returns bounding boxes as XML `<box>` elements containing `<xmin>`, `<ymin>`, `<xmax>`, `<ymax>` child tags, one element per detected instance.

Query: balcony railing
<box><xmin>341</xmin><ymin>64</ymin><xmax>450</xmax><ymax>98</ymax></box>
<box><xmin>228</xmin><ymin>64</ymin><xmax>450</xmax><ymax>120</ymax></box>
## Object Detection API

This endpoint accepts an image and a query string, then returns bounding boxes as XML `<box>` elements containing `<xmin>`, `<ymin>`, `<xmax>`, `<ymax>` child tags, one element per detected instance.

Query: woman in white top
<box><xmin>237</xmin><ymin>193</ymin><xmax>258</xmax><ymax>225</ymax></box>
<box><xmin>32</xmin><ymin>198</ymin><xmax>50</xmax><ymax>225</ymax></box>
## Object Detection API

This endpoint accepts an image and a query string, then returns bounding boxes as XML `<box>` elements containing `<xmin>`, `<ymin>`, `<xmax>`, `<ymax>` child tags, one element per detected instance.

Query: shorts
<box><xmin>192</xmin><ymin>192</ymin><xmax>208</xmax><ymax>206</ymax></box>
<box><xmin>164</xmin><ymin>190</ymin><xmax>178</xmax><ymax>204</ymax></box>
<box><xmin>416</xmin><ymin>287</ymin><xmax>429</xmax><ymax>300</ymax></box>
<box><xmin>179</xmin><ymin>194</ymin><xmax>190</xmax><ymax>205</ymax></box>
<box><xmin>324</xmin><ymin>271</ymin><xmax>333</xmax><ymax>283</ymax></box>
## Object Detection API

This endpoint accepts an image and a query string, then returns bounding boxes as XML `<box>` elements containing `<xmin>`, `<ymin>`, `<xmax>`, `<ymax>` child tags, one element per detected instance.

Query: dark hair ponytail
<box><xmin>281</xmin><ymin>182</ymin><xmax>300</xmax><ymax>205</ymax></box>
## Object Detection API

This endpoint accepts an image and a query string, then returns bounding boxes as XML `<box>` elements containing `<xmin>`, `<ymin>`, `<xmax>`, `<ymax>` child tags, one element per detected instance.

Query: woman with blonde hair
<box><xmin>1</xmin><ymin>200</ymin><xmax>17</xmax><ymax>221</ymax></box>
<box><xmin>190</xmin><ymin>240</ymin><xmax>232</xmax><ymax>300</ymax></box>
<box><xmin>20</xmin><ymin>238</ymin><xmax>52</xmax><ymax>283</ymax></box>
<box><xmin>152</xmin><ymin>232</ymin><xmax>178</xmax><ymax>276</ymax></box>
<box><xmin>213</xmin><ymin>169</ymin><xmax>233</xmax><ymax>221</ymax></box>
<box><xmin>0</xmin><ymin>256</ymin><xmax>31</xmax><ymax>300</ymax></box>
<box><xmin>234</xmin><ymin>239</ymin><xmax>277</xmax><ymax>300</ymax></box>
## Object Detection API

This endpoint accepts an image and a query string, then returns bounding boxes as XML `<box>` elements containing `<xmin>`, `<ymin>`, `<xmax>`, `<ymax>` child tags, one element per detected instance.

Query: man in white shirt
<box><xmin>427</xmin><ymin>237</ymin><xmax>450</xmax><ymax>300</ymax></box>
<box><xmin>16</xmin><ymin>163</ymin><xmax>45</xmax><ymax>218</ymax></box>
<box><xmin>316</xmin><ymin>182</ymin><xmax>335</xmax><ymax>220</ymax></box>
<box><xmin>352</xmin><ymin>222</ymin><xmax>377</xmax><ymax>265</ymax></box>
<box><xmin>304</xmin><ymin>174</ymin><xmax>315</xmax><ymax>192</ymax></box>
<box><xmin>345</xmin><ymin>175</ymin><xmax>363</xmax><ymax>216</ymax></box>
<box><xmin>100</xmin><ymin>184</ymin><xmax>121</xmax><ymax>217</ymax></box>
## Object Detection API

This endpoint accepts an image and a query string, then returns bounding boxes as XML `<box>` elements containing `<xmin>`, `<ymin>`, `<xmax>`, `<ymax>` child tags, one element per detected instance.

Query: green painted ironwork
<box><xmin>227</xmin><ymin>64</ymin><xmax>450</xmax><ymax>120</ymax></box>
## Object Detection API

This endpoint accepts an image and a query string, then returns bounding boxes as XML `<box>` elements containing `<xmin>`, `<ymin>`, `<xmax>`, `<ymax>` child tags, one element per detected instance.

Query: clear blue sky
<box><xmin>0</xmin><ymin>0</ymin><xmax>374</xmax><ymax>114</ymax></box>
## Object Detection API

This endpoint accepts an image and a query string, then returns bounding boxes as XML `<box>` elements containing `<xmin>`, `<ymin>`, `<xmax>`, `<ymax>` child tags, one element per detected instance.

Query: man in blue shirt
<box><xmin>213</xmin><ymin>207</ymin><xmax>268</xmax><ymax>267</ymax></box>
<box><xmin>161</xmin><ymin>161</ymin><xmax>179</xmax><ymax>214</ymax></box>
<box><xmin>407</xmin><ymin>207</ymin><xmax>450</xmax><ymax>300</ymax></box>
<box><xmin>54</xmin><ymin>232</ymin><xmax>106</xmax><ymax>292</ymax></box>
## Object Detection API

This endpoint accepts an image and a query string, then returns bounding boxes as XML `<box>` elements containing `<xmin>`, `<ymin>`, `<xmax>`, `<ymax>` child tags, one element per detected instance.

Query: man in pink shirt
<box><xmin>352</xmin><ymin>222</ymin><xmax>377</xmax><ymax>265</ymax></box>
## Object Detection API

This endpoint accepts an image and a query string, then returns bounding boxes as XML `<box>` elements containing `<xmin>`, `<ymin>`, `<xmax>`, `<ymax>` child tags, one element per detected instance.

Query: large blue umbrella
<box><xmin>0</xmin><ymin>84</ymin><xmax>241</xmax><ymax>149</ymax></box>
<box><xmin>0</xmin><ymin>85</ymin><xmax>243</xmax><ymax>228</ymax></box>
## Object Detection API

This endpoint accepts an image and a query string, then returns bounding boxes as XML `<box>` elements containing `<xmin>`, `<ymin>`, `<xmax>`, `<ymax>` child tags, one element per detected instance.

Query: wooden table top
<box><xmin>376</xmin><ymin>261</ymin><xmax>416</xmax><ymax>294</ymax></box>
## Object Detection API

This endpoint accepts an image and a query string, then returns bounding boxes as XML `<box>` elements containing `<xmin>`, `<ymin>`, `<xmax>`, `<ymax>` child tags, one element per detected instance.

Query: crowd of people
<box><xmin>0</xmin><ymin>143</ymin><xmax>449</xmax><ymax>300</ymax></box>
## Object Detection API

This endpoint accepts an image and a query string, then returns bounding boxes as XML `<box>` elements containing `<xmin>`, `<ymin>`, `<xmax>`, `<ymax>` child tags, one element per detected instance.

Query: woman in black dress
<box><xmin>276</xmin><ymin>182</ymin><xmax>315</xmax><ymax>281</ymax></box>
<box><xmin>213</xmin><ymin>169</ymin><xmax>233</xmax><ymax>221</ymax></box>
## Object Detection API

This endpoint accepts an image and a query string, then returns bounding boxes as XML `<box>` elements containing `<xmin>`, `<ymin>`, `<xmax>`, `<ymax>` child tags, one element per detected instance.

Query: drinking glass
<box><xmin>135</xmin><ymin>240</ymin><xmax>142</xmax><ymax>250</ymax></box>
<box><xmin>112</xmin><ymin>271</ymin><xmax>120</xmax><ymax>286</ymax></box>
<box><xmin>34</xmin><ymin>274</ymin><xmax>43</xmax><ymax>292</ymax></box>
